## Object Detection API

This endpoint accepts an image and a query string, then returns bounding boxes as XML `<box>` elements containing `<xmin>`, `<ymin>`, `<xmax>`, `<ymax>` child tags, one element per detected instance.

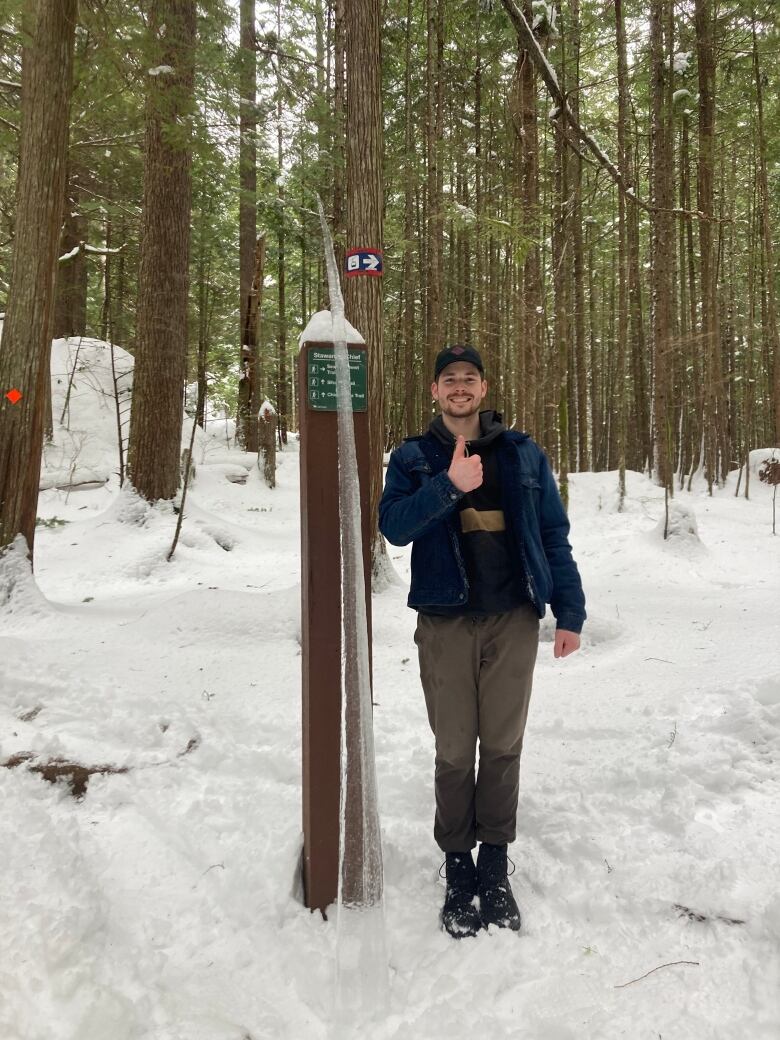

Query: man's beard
<box><xmin>440</xmin><ymin>396</ymin><xmax>482</xmax><ymax>418</ymax></box>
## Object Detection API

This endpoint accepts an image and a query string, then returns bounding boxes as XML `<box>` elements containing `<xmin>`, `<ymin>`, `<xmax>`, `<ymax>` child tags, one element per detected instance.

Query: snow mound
<box><xmin>0</xmin><ymin>536</ymin><xmax>52</xmax><ymax>621</ymax></box>
<box><xmin>650</xmin><ymin>498</ymin><xmax>704</xmax><ymax>551</ymax></box>
<box><xmin>753</xmin><ymin>675</ymin><xmax>780</xmax><ymax>707</ymax></box>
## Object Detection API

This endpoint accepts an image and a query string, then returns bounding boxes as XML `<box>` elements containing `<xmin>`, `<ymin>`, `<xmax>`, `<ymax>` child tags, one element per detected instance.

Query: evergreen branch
<box><xmin>499</xmin><ymin>0</ymin><xmax>729</xmax><ymax>225</ymax></box>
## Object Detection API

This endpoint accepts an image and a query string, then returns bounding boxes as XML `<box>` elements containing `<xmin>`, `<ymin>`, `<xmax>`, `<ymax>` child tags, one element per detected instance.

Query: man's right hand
<box><xmin>448</xmin><ymin>435</ymin><xmax>483</xmax><ymax>493</ymax></box>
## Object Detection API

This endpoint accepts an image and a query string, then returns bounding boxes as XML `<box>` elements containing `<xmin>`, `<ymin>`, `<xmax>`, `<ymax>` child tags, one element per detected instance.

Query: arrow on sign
<box><xmin>345</xmin><ymin>248</ymin><xmax>383</xmax><ymax>277</ymax></box>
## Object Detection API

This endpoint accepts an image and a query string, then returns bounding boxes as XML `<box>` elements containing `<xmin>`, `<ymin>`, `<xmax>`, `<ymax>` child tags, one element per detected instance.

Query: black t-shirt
<box><xmin>418</xmin><ymin>413</ymin><xmax>529</xmax><ymax>617</ymax></box>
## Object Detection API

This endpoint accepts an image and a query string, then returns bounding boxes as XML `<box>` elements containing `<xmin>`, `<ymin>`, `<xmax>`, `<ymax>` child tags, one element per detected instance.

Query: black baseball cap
<box><xmin>434</xmin><ymin>344</ymin><xmax>485</xmax><ymax>379</ymax></box>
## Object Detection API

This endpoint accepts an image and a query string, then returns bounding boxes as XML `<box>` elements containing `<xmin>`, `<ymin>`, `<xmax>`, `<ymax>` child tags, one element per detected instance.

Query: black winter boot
<box><xmin>477</xmin><ymin>843</ymin><xmax>521</xmax><ymax>931</ymax></box>
<box><xmin>440</xmin><ymin>852</ymin><xmax>483</xmax><ymax>939</ymax></box>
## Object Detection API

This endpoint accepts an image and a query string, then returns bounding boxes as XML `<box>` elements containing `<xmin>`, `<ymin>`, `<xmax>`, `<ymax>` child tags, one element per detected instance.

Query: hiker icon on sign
<box><xmin>345</xmin><ymin>248</ymin><xmax>383</xmax><ymax>277</ymax></box>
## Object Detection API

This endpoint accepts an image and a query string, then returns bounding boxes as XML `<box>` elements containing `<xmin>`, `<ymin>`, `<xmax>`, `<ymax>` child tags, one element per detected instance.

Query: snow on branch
<box><xmin>58</xmin><ymin>242</ymin><xmax>125</xmax><ymax>263</ymax></box>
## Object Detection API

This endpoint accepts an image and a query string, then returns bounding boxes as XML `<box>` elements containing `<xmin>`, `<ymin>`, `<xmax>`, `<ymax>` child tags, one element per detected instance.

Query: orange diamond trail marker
<box><xmin>5</xmin><ymin>389</ymin><xmax>22</xmax><ymax>404</ymax></box>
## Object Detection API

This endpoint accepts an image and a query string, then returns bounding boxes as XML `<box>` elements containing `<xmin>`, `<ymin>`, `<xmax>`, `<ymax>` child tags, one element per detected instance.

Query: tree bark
<box><xmin>275</xmin><ymin>0</ymin><xmax>288</xmax><ymax>445</ymax></box>
<box><xmin>0</xmin><ymin>0</ymin><xmax>77</xmax><ymax>558</ymax></box>
<box><xmin>752</xmin><ymin>16</ymin><xmax>780</xmax><ymax>447</ymax></box>
<box><xmin>402</xmin><ymin>0</ymin><xmax>416</xmax><ymax>437</ymax></box>
<box><xmin>424</xmin><ymin>0</ymin><xmax>444</xmax><ymax>379</ymax></box>
<box><xmin>53</xmin><ymin>163</ymin><xmax>88</xmax><ymax>340</ymax></box>
<box><xmin>126</xmin><ymin>0</ymin><xmax>196</xmax><ymax>502</ymax></box>
<box><xmin>695</xmin><ymin>0</ymin><xmax>721</xmax><ymax>490</ymax></box>
<box><xmin>649</xmin><ymin>0</ymin><xmax>675</xmax><ymax>493</ymax></box>
<box><xmin>237</xmin><ymin>0</ymin><xmax>257</xmax><ymax>449</ymax></box>
<box><xmin>344</xmin><ymin>0</ymin><xmax>385</xmax><ymax>574</ymax></box>
<box><xmin>614</xmin><ymin>0</ymin><xmax>629</xmax><ymax>503</ymax></box>
<box><xmin>245</xmin><ymin>234</ymin><xmax>266</xmax><ymax>452</ymax></box>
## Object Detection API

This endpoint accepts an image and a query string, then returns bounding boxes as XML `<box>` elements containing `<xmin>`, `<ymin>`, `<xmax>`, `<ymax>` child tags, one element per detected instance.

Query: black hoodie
<box><xmin>421</xmin><ymin>410</ymin><xmax>529</xmax><ymax>617</ymax></box>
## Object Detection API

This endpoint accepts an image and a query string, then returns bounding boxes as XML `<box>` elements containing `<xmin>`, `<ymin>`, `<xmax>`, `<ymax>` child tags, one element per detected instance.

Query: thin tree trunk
<box><xmin>100</xmin><ymin>205</ymin><xmax>113</xmax><ymax>343</ymax></box>
<box><xmin>275</xmin><ymin>0</ymin><xmax>288</xmax><ymax>445</ymax></box>
<box><xmin>237</xmin><ymin>0</ymin><xmax>257</xmax><ymax>448</ymax></box>
<box><xmin>614</xmin><ymin>0</ymin><xmax>629</xmax><ymax>505</ymax></box>
<box><xmin>425</xmin><ymin>0</ymin><xmax>444</xmax><ymax>379</ymax></box>
<box><xmin>245</xmin><ymin>235</ymin><xmax>266</xmax><ymax>453</ymax></box>
<box><xmin>649</xmin><ymin>0</ymin><xmax>675</xmax><ymax>494</ymax></box>
<box><xmin>695</xmin><ymin>0</ymin><xmax>720</xmax><ymax>491</ymax></box>
<box><xmin>402</xmin><ymin>0</ymin><xmax>415</xmax><ymax>438</ymax></box>
<box><xmin>53</xmin><ymin>164</ymin><xmax>88</xmax><ymax>339</ymax></box>
<box><xmin>196</xmin><ymin>200</ymin><xmax>209</xmax><ymax>428</ymax></box>
<box><xmin>752</xmin><ymin>16</ymin><xmax>780</xmax><ymax>446</ymax></box>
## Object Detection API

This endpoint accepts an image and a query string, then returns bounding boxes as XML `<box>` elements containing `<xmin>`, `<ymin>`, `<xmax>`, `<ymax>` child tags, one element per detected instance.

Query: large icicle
<box><xmin>315</xmin><ymin>197</ymin><xmax>389</xmax><ymax>1025</ymax></box>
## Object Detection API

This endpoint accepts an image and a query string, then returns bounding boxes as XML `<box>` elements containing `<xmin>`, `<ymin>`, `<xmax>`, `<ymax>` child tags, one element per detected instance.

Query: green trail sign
<box><xmin>307</xmin><ymin>347</ymin><xmax>368</xmax><ymax>412</ymax></box>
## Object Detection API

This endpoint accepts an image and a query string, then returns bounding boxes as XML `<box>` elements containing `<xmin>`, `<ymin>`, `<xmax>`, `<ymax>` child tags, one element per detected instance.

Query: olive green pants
<box><xmin>414</xmin><ymin>604</ymin><xmax>540</xmax><ymax>852</ymax></box>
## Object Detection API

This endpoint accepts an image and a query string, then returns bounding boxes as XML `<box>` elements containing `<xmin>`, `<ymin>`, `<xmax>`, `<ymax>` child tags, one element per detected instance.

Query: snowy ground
<box><xmin>1</xmin><ymin>338</ymin><xmax>779</xmax><ymax>1040</ymax></box>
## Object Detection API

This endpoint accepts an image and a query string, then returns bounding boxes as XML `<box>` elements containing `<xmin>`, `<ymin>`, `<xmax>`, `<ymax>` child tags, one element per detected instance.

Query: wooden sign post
<box><xmin>298</xmin><ymin>313</ymin><xmax>373</xmax><ymax>914</ymax></box>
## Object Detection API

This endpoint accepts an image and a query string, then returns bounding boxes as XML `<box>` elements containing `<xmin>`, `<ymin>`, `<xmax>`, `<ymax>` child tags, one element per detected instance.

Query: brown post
<box><xmin>298</xmin><ymin>319</ymin><xmax>373</xmax><ymax>914</ymax></box>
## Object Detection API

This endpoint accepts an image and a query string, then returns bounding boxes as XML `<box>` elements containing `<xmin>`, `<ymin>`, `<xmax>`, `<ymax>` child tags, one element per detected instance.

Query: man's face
<box><xmin>431</xmin><ymin>362</ymin><xmax>487</xmax><ymax>418</ymax></box>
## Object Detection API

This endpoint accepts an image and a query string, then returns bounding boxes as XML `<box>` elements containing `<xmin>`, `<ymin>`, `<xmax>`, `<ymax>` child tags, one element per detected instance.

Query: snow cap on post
<box><xmin>299</xmin><ymin>309</ymin><xmax>365</xmax><ymax>346</ymax></box>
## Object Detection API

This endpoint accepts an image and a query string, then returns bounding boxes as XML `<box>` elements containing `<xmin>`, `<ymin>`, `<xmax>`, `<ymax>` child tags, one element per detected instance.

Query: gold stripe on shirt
<box><xmin>460</xmin><ymin>508</ymin><xmax>506</xmax><ymax>533</ymax></box>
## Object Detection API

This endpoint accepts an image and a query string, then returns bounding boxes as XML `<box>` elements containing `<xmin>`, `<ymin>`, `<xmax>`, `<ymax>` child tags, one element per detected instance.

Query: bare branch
<box><xmin>254</xmin><ymin>44</ymin><xmax>323</xmax><ymax>71</ymax></box>
<box><xmin>59</xmin><ymin>242</ymin><xmax>125</xmax><ymax>263</ymax></box>
<box><xmin>71</xmin><ymin>132</ymin><xmax>143</xmax><ymax>149</ymax></box>
<box><xmin>615</xmin><ymin>961</ymin><xmax>700</xmax><ymax>988</ymax></box>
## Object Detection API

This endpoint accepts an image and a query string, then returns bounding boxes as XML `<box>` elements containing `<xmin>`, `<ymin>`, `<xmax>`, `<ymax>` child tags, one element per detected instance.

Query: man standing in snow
<box><xmin>378</xmin><ymin>345</ymin><xmax>585</xmax><ymax>939</ymax></box>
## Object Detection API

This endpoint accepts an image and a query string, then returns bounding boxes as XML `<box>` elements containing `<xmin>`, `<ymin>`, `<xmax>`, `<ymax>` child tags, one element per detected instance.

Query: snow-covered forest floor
<box><xmin>1</xmin><ymin>338</ymin><xmax>779</xmax><ymax>1040</ymax></box>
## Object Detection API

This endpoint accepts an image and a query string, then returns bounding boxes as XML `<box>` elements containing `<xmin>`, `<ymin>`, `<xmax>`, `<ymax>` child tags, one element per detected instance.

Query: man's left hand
<box><xmin>554</xmin><ymin>629</ymin><xmax>581</xmax><ymax>659</ymax></box>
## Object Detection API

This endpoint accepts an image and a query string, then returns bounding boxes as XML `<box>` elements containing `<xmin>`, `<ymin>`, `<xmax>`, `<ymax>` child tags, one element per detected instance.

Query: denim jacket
<box><xmin>378</xmin><ymin>429</ymin><xmax>586</xmax><ymax>633</ymax></box>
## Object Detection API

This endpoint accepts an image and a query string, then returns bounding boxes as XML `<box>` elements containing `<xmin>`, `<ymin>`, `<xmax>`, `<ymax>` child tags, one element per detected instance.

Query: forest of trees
<box><xmin>0</xmin><ymin>0</ymin><xmax>778</xmax><ymax>564</ymax></box>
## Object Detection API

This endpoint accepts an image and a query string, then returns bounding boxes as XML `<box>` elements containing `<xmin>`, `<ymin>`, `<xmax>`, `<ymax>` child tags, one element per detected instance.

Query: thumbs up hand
<box><xmin>448</xmin><ymin>435</ymin><xmax>483</xmax><ymax>493</ymax></box>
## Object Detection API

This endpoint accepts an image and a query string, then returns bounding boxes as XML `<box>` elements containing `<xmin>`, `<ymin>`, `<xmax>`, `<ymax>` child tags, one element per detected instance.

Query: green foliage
<box><xmin>35</xmin><ymin>516</ymin><xmax>69</xmax><ymax>528</ymax></box>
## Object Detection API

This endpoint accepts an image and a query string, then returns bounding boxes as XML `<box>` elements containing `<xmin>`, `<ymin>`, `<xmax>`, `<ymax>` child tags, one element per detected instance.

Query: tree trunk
<box><xmin>695</xmin><ymin>0</ymin><xmax>721</xmax><ymax>490</ymax></box>
<box><xmin>344</xmin><ymin>0</ymin><xmax>385</xmax><ymax>573</ymax></box>
<box><xmin>614</xmin><ymin>0</ymin><xmax>629</xmax><ymax>503</ymax></box>
<box><xmin>332</xmin><ymin>0</ymin><xmax>346</xmax><ymax>274</ymax></box>
<box><xmin>53</xmin><ymin>164</ymin><xmax>88</xmax><ymax>340</ymax></box>
<box><xmin>126</xmin><ymin>0</ymin><xmax>196</xmax><ymax>502</ymax></box>
<box><xmin>752</xmin><ymin>16</ymin><xmax>780</xmax><ymax>447</ymax></box>
<box><xmin>245</xmin><ymin>235</ymin><xmax>266</xmax><ymax>452</ymax></box>
<box><xmin>275</xmin><ymin>0</ymin><xmax>288</xmax><ymax>445</ymax></box>
<box><xmin>196</xmin><ymin>200</ymin><xmax>209</xmax><ymax>429</ymax></box>
<box><xmin>402</xmin><ymin>0</ymin><xmax>416</xmax><ymax>438</ymax></box>
<box><xmin>425</xmin><ymin>0</ymin><xmax>444</xmax><ymax>380</ymax></box>
<box><xmin>649</xmin><ymin>0</ymin><xmax>675</xmax><ymax>494</ymax></box>
<box><xmin>237</xmin><ymin>0</ymin><xmax>257</xmax><ymax>449</ymax></box>
<box><xmin>100</xmin><ymin>206</ymin><xmax>113</xmax><ymax>343</ymax></box>
<box><xmin>0</xmin><ymin>0</ymin><xmax>77</xmax><ymax>559</ymax></box>
<box><xmin>509</xmin><ymin>5</ymin><xmax>544</xmax><ymax>439</ymax></box>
